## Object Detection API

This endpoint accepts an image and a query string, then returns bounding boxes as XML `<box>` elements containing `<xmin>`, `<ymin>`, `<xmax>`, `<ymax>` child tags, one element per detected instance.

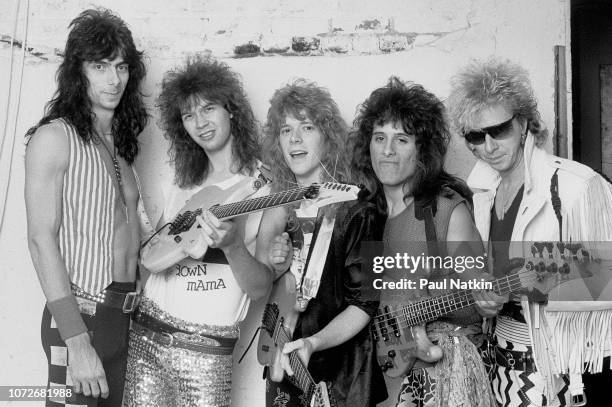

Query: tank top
<box><xmin>144</xmin><ymin>173</ymin><xmax>267</xmax><ymax>326</ymax></box>
<box><xmin>383</xmin><ymin>190</ymin><xmax>481</xmax><ymax>326</ymax></box>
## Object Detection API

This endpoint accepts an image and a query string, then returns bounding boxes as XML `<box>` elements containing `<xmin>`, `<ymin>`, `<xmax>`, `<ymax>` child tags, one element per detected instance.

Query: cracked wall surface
<box><xmin>0</xmin><ymin>1</ymin><xmax>570</xmax><ymax>406</ymax></box>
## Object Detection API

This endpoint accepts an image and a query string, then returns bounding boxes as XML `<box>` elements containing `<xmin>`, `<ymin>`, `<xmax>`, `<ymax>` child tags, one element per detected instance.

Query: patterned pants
<box><xmin>123</xmin><ymin>300</ymin><xmax>238</xmax><ymax>407</ymax></box>
<box><xmin>40</xmin><ymin>302</ymin><xmax>130</xmax><ymax>407</ymax></box>
<box><xmin>488</xmin><ymin>338</ymin><xmax>570</xmax><ymax>407</ymax></box>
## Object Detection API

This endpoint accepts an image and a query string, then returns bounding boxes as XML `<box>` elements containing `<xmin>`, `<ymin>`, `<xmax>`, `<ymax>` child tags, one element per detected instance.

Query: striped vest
<box><xmin>56</xmin><ymin>118</ymin><xmax>115</xmax><ymax>295</ymax></box>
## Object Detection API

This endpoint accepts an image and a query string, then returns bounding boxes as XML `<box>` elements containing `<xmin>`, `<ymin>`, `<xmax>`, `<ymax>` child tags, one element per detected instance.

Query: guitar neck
<box><xmin>401</xmin><ymin>273</ymin><xmax>521</xmax><ymax>326</ymax></box>
<box><xmin>209</xmin><ymin>186</ymin><xmax>309</xmax><ymax>220</ymax></box>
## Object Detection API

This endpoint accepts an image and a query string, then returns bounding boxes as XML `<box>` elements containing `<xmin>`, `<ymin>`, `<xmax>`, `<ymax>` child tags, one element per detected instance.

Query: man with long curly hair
<box><xmin>124</xmin><ymin>55</ymin><xmax>273</xmax><ymax>407</ymax></box>
<box><xmin>352</xmin><ymin>77</ymin><xmax>498</xmax><ymax>407</ymax></box>
<box><xmin>219</xmin><ymin>79</ymin><xmax>388</xmax><ymax>407</ymax></box>
<box><xmin>25</xmin><ymin>8</ymin><xmax>147</xmax><ymax>407</ymax></box>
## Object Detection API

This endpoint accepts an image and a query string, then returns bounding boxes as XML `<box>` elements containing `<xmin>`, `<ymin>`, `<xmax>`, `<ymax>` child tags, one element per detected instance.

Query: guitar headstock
<box><xmin>515</xmin><ymin>242</ymin><xmax>595</xmax><ymax>295</ymax></box>
<box><xmin>306</xmin><ymin>182</ymin><xmax>361</xmax><ymax>207</ymax></box>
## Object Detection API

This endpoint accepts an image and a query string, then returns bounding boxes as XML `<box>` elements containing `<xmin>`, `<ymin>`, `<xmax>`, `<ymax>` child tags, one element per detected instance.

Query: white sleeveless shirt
<box><xmin>144</xmin><ymin>173</ymin><xmax>267</xmax><ymax>326</ymax></box>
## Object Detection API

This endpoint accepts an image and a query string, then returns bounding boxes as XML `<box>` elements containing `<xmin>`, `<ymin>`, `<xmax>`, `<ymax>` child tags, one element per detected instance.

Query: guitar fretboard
<box><xmin>401</xmin><ymin>273</ymin><xmax>522</xmax><ymax>327</ymax></box>
<box><xmin>262</xmin><ymin>305</ymin><xmax>316</xmax><ymax>399</ymax></box>
<box><xmin>211</xmin><ymin>186</ymin><xmax>313</xmax><ymax>220</ymax></box>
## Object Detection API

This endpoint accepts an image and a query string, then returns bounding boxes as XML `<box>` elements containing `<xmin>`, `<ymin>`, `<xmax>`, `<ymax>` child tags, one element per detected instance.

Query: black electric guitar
<box><xmin>373</xmin><ymin>245</ymin><xmax>598</xmax><ymax>377</ymax></box>
<box><xmin>141</xmin><ymin>180</ymin><xmax>360</xmax><ymax>273</ymax></box>
<box><xmin>259</xmin><ymin>272</ymin><xmax>335</xmax><ymax>407</ymax></box>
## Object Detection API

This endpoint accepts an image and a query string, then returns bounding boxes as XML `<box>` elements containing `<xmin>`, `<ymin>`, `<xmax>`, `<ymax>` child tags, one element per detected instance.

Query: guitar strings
<box><xmin>371</xmin><ymin>254</ymin><xmax>592</xmax><ymax>323</ymax></box>
<box><xmin>277</xmin><ymin>323</ymin><xmax>317</xmax><ymax>389</ymax></box>
<box><xmin>371</xmin><ymin>264</ymin><xmax>572</xmax><ymax>330</ymax></box>
<box><xmin>373</xmin><ymin>272</ymin><xmax>530</xmax><ymax>332</ymax></box>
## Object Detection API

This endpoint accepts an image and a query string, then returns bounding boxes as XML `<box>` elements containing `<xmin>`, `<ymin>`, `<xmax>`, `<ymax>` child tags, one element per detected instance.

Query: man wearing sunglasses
<box><xmin>448</xmin><ymin>58</ymin><xmax>612</xmax><ymax>407</ymax></box>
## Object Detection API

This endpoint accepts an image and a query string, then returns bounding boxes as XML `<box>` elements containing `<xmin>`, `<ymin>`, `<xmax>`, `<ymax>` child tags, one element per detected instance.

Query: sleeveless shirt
<box><xmin>56</xmin><ymin>118</ymin><xmax>116</xmax><ymax>295</ymax></box>
<box><xmin>144</xmin><ymin>173</ymin><xmax>267</xmax><ymax>326</ymax></box>
<box><xmin>383</xmin><ymin>190</ymin><xmax>482</xmax><ymax>326</ymax></box>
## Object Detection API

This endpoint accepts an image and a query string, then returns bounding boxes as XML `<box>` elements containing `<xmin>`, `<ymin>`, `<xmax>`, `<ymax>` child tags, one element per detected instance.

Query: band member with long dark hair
<box><xmin>25</xmin><ymin>8</ymin><xmax>147</xmax><ymax>406</ymax></box>
<box><xmin>352</xmin><ymin>77</ymin><xmax>497</xmax><ymax>407</ymax></box>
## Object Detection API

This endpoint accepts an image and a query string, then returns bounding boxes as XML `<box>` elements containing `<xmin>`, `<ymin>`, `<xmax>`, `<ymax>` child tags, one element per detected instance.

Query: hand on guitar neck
<box><xmin>268</xmin><ymin>232</ymin><xmax>292</xmax><ymax>279</ymax></box>
<box><xmin>193</xmin><ymin>210</ymin><xmax>244</xmax><ymax>255</ymax></box>
<box><xmin>274</xmin><ymin>337</ymin><xmax>318</xmax><ymax>382</ymax></box>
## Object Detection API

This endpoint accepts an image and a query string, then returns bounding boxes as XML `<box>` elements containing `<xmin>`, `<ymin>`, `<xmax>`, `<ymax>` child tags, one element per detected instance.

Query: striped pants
<box><xmin>40</xmin><ymin>301</ymin><xmax>130</xmax><ymax>406</ymax></box>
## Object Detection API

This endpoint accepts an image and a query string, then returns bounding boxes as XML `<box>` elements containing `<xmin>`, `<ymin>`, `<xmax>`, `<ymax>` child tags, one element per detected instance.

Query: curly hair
<box><xmin>262</xmin><ymin>79</ymin><xmax>352</xmax><ymax>192</ymax></box>
<box><xmin>352</xmin><ymin>76</ymin><xmax>471</xmax><ymax>213</ymax></box>
<box><xmin>26</xmin><ymin>8</ymin><xmax>147</xmax><ymax>164</ymax></box>
<box><xmin>447</xmin><ymin>57</ymin><xmax>548</xmax><ymax>147</ymax></box>
<box><xmin>157</xmin><ymin>55</ymin><xmax>260</xmax><ymax>188</ymax></box>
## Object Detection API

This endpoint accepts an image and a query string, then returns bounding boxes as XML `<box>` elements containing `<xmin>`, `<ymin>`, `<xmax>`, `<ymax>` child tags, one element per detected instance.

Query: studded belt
<box><xmin>71</xmin><ymin>284</ymin><xmax>140</xmax><ymax>313</ymax></box>
<box><xmin>133</xmin><ymin>313</ymin><xmax>237</xmax><ymax>355</ymax></box>
<box><xmin>494</xmin><ymin>345</ymin><xmax>536</xmax><ymax>372</ymax></box>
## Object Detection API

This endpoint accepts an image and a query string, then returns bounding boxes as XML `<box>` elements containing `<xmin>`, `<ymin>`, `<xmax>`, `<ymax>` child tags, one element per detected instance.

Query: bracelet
<box><xmin>47</xmin><ymin>295</ymin><xmax>88</xmax><ymax>340</ymax></box>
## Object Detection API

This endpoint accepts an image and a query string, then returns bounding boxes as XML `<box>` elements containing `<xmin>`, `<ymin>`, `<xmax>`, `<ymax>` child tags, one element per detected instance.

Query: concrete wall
<box><xmin>0</xmin><ymin>0</ymin><xmax>570</xmax><ymax>406</ymax></box>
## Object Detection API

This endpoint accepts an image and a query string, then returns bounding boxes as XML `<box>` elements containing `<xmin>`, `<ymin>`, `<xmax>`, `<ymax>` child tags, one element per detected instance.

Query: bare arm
<box><xmin>280</xmin><ymin>305</ymin><xmax>370</xmax><ymax>376</ymax></box>
<box><xmin>200</xmin><ymin>206</ymin><xmax>287</xmax><ymax>300</ymax></box>
<box><xmin>25</xmin><ymin>123</ymin><xmax>108</xmax><ymax>399</ymax></box>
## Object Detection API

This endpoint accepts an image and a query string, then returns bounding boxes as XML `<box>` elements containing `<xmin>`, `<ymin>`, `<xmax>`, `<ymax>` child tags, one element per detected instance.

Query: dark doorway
<box><xmin>571</xmin><ymin>0</ymin><xmax>612</xmax><ymax>179</ymax></box>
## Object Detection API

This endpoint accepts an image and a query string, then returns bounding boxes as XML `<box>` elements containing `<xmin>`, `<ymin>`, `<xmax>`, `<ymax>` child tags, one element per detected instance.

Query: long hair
<box><xmin>262</xmin><ymin>79</ymin><xmax>352</xmax><ymax>192</ymax></box>
<box><xmin>447</xmin><ymin>57</ymin><xmax>548</xmax><ymax>147</ymax></box>
<box><xmin>26</xmin><ymin>8</ymin><xmax>147</xmax><ymax>164</ymax></box>
<box><xmin>157</xmin><ymin>55</ymin><xmax>260</xmax><ymax>188</ymax></box>
<box><xmin>352</xmin><ymin>76</ymin><xmax>471</xmax><ymax>213</ymax></box>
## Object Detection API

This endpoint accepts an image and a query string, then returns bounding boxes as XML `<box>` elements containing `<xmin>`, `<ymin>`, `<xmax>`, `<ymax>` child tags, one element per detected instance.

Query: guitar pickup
<box><xmin>384</xmin><ymin>305</ymin><xmax>401</xmax><ymax>338</ymax></box>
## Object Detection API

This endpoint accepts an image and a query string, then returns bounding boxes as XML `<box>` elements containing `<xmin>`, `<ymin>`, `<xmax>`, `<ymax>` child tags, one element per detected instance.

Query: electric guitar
<box><xmin>373</xmin><ymin>244</ymin><xmax>598</xmax><ymax>377</ymax></box>
<box><xmin>141</xmin><ymin>180</ymin><xmax>360</xmax><ymax>273</ymax></box>
<box><xmin>259</xmin><ymin>272</ymin><xmax>335</xmax><ymax>407</ymax></box>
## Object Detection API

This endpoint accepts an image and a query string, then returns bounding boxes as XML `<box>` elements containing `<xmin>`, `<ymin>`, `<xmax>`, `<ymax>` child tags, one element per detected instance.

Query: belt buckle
<box><xmin>122</xmin><ymin>292</ymin><xmax>140</xmax><ymax>313</ymax></box>
<box><xmin>156</xmin><ymin>331</ymin><xmax>174</xmax><ymax>347</ymax></box>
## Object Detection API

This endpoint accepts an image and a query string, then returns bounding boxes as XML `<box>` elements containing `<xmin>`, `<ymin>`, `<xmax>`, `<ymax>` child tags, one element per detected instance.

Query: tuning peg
<box><xmin>537</xmin><ymin>261</ymin><xmax>546</xmax><ymax>272</ymax></box>
<box><xmin>388</xmin><ymin>350</ymin><xmax>396</xmax><ymax>358</ymax></box>
<box><xmin>560</xmin><ymin>263</ymin><xmax>570</xmax><ymax>274</ymax></box>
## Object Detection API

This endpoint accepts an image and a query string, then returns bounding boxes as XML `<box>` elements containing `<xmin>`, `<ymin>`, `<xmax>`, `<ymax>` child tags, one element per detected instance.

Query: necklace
<box><xmin>96</xmin><ymin>132</ymin><xmax>128</xmax><ymax>220</ymax></box>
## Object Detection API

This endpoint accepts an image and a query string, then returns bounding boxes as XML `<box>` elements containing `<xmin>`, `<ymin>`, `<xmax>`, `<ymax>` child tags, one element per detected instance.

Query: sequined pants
<box><xmin>124</xmin><ymin>299</ymin><xmax>238</xmax><ymax>407</ymax></box>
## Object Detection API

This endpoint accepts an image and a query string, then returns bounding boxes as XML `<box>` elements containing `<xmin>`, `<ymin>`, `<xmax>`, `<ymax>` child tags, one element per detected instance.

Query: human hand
<box><xmin>473</xmin><ymin>273</ymin><xmax>508</xmax><ymax>318</ymax></box>
<box><xmin>194</xmin><ymin>211</ymin><xmax>240</xmax><ymax>254</ymax></box>
<box><xmin>268</xmin><ymin>232</ymin><xmax>292</xmax><ymax>275</ymax></box>
<box><xmin>279</xmin><ymin>337</ymin><xmax>318</xmax><ymax>377</ymax></box>
<box><xmin>65</xmin><ymin>332</ymin><xmax>108</xmax><ymax>399</ymax></box>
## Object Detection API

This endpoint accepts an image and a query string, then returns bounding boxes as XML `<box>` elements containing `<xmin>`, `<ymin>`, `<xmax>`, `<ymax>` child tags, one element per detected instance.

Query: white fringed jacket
<box><xmin>467</xmin><ymin>133</ymin><xmax>612</xmax><ymax>398</ymax></box>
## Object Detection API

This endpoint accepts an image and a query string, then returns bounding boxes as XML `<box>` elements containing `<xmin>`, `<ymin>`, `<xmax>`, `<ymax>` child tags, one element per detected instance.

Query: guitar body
<box><xmin>373</xmin><ymin>306</ymin><xmax>443</xmax><ymax>377</ymax></box>
<box><xmin>141</xmin><ymin>177</ymin><xmax>259</xmax><ymax>272</ymax></box>
<box><xmin>373</xmin><ymin>246</ymin><xmax>597</xmax><ymax>377</ymax></box>
<box><xmin>258</xmin><ymin>272</ymin><xmax>300</xmax><ymax>378</ymax></box>
<box><xmin>259</xmin><ymin>272</ymin><xmax>336</xmax><ymax>407</ymax></box>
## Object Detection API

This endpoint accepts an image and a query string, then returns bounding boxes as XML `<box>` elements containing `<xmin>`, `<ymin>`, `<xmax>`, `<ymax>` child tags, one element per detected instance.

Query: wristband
<box><xmin>47</xmin><ymin>295</ymin><xmax>88</xmax><ymax>341</ymax></box>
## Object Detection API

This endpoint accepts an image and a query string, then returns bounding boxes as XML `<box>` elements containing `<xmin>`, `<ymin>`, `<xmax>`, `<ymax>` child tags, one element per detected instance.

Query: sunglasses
<box><xmin>463</xmin><ymin>114</ymin><xmax>517</xmax><ymax>145</ymax></box>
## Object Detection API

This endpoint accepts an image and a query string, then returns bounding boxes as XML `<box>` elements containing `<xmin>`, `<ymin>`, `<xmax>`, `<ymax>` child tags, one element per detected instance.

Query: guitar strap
<box><xmin>288</xmin><ymin>203</ymin><xmax>336</xmax><ymax>311</ymax></box>
<box><xmin>550</xmin><ymin>169</ymin><xmax>563</xmax><ymax>242</ymax></box>
<box><xmin>415</xmin><ymin>197</ymin><xmax>446</xmax><ymax>279</ymax></box>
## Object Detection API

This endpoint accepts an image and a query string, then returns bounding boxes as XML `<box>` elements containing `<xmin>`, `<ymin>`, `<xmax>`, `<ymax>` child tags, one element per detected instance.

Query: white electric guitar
<box><xmin>141</xmin><ymin>180</ymin><xmax>361</xmax><ymax>273</ymax></box>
